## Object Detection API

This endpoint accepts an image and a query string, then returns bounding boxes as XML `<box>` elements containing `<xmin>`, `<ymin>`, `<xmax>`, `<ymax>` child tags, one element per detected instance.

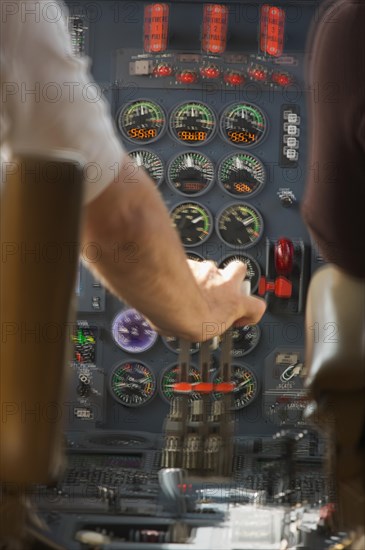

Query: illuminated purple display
<box><xmin>111</xmin><ymin>309</ymin><xmax>158</xmax><ymax>353</ymax></box>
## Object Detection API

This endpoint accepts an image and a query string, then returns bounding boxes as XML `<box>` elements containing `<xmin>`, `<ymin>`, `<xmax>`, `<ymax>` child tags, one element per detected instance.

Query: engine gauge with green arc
<box><xmin>117</xmin><ymin>99</ymin><xmax>166</xmax><ymax>144</ymax></box>
<box><xmin>109</xmin><ymin>361</ymin><xmax>156</xmax><ymax>408</ymax></box>
<box><xmin>220</xmin><ymin>102</ymin><xmax>267</xmax><ymax>147</ymax></box>
<box><xmin>218</xmin><ymin>152</ymin><xmax>266</xmax><ymax>198</ymax></box>
<box><xmin>169</xmin><ymin>101</ymin><xmax>216</xmax><ymax>146</ymax></box>
<box><xmin>167</xmin><ymin>151</ymin><xmax>214</xmax><ymax>196</ymax></box>
<box><xmin>160</xmin><ymin>363</ymin><xmax>201</xmax><ymax>403</ymax></box>
<box><xmin>213</xmin><ymin>363</ymin><xmax>259</xmax><ymax>410</ymax></box>
<box><xmin>170</xmin><ymin>202</ymin><xmax>213</xmax><ymax>247</ymax></box>
<box><xmin>216</xmin><ymin>203</ymin><xmax>264</xmax><ymax>249</ymax></box>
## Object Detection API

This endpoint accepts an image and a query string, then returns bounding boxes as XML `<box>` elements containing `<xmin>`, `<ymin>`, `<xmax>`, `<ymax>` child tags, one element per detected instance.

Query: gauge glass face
<box><xmin>170</xmin><ymin>102</ymin><xmax>216</xmax><ymax>145</ymax></box>
<box><xmin>162</xmin><ymin>336</ymin><xmax>200</xmax><ymax>354</ymax></box>
<box><xmin>168</xmin><ymin>152</ymin><xmax>214</xmax><ymax>196</ymax></box>
<box><xmin>160</xmin><ymin>364</ymin><xmax>201</xmax><ymax>402</ymax></box>
<box><xmin>220</xmin><ymin>103</ymin><xmax>267</xmax><ymax>147</ymax></box>
<box><xmin>118</xmin><ymin>100</ymin><xmax>166</xmax><ymax>143</ymax></box>
<box><xmin>110</xmin><ymin>361</ymin><xmax>156</xmax><ymax>407</ymax></box>
<box><xmin>219</xmin><ymin>254</ymin><xmax>261</xmax><ymax>292</ymax></box>
<box><xmin>228</xmin><ymin>325</ymin><xmax>261</xmax><ymax>357</ymax></box>
<box><xmin>218</xmin><ymin>153</ymin><xmax>265</xmax><ymax>197</ymax></box>
<box><xmin>214</xmin><ymin>364</ymin><xmax>258</xmax><ymax>409</ymax></box>
<box><xmin>128</xmin><ymin>150</ymin><xmax>164</xmax><ymax>187</ymax></box>
<box><xmin>111</xmin><ymin>309</ymin><xmax>157</xmax><ymax>353</ymax></box>
<box><xmin>217</xmin><ymin>204</ymin><xmax>263</xmax><ymax>248</ymax></box>
<box><xmin>171</xmin><ymin>202</ymin><xmax>213</xmax><ymax>247</ymax></box>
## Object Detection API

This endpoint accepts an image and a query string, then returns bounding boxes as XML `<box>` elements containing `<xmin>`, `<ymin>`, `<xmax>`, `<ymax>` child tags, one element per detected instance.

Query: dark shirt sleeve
<box><xmin>301</xmin><ymin>0</ymin><xmax>365</xmax><ymax>278</ymax></box>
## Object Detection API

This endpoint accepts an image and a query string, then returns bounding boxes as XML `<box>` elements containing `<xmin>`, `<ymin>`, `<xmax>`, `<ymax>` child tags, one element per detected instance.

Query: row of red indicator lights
<box><xmin>152</xmin><ymin>64</ymin><xmax>292</xmax><ymax>87</ymax></box>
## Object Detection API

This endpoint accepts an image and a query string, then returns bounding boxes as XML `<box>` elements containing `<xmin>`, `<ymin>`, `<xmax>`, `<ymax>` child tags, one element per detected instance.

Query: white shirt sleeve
<box><xmin>1</xmin><ymin>0</ymin><xmax>125</xmax><ymax>203</ymax></box>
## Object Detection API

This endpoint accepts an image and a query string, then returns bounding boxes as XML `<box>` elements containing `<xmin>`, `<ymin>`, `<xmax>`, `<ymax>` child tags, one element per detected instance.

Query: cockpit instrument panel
<box><xmin>36</xmin><ymin>2</ymin><xmax>336</xmax><ymax>547</ymax></box>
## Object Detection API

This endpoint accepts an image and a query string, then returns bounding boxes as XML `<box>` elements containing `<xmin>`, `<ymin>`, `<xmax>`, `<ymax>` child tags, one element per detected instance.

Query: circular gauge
<box><xmin>223</xmin><ymin>325</ymin><xmax>261</xmax><ymax>357</ymax></box>
<box><xmin>220</xmin><ymin>103</ymin><xmax>267</xmax><ymax>147</ymax></box>
<box><xmin>162</xmin><ymin>336</ymin><xmax>200</xmax><ymax>354</ymax></box>
<box><xmin>216</xmin><ymin>203</ymin><xmax>264</xmax><ymax>249</ymax></box>
<box><xmin>171</xmin><ymin>202</ymin><xmax>213</xmax><ymax>247</ymax></box>
<box><xmin>110</xmin><ymin>361</ymin><xmax>156</xmax><ymax>407</ymax></box>
<box><xmin>218</xmin><ymin>153</ymin><xmax>266</xmax><ymax>198</ymax></box>
<box><xmin>170</xmin><ymin>101</ymin><xmax>216</xmax><ymax>146</ymax></box>
<box><xmin>219</xmin><ymin>253</ymin><xmax>261</xmax><ymax>292</ymax></box>
<box><xmin>117</xmin><ymin>100</ymin><xmax>166</xmax><ymax>144</ymax></box>
<box><xmin>214</xmin><ymin>364</ymin><xmax>259</xmax><ymax>410</ymax></box>
<box><xmin>167</xmin><ymin>152</ymin><xmax>214</xmax><ymax>196</ymax></box>
<box><xmin>128</xmin><ymin>150</ymin><xmax>164</xmax><ymax>187</ymax></box>
<box><xmin>186</xmin><ymin>252</ymin><xmax>204</xmax><ymax>262</ymax></box>
<box><xmin>160</xmin><ymin>364</ymin><xmax>201</xmax><ymax>403</ymax></box>
<box><xmin>111</xmin><ymin>309</ymin><xmax>158</xmax><ymax>353</ymax></box>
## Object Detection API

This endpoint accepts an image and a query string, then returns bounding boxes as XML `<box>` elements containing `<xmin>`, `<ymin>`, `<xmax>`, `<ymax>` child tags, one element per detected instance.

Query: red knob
<box><xmin>214</xmin><ymin>382</ymin><xmax>235</xmax><ymax>393</ymax></box>
<box><xmin>275</xmin><ymin>276</ymin><xmax>292</xmax><ymax>298</ymax></box>
<box><xmin>194</xmin><ymin>382</ymin><xmax>214</xmax><ymax>393</ymax></box>
<box><xmin>173</xmin><ymin>382</ymin><xmax>192</xmax><ymax>393</ymax></box>
<box><xmin>275</xmin><ymin>238</ymin><xmax>294</xmax><ymax>276</ymax></box>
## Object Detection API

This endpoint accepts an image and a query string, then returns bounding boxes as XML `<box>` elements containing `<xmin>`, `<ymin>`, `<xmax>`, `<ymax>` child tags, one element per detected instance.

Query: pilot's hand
<box><xmin>185</xmin><ymin>259</ymin><xmax>266</xmax><ymax>340</ymax></box>
<box><xmin>145</xmin><ymin>259</ymin><xmax>266</xmax><ymax>342</ymax></box>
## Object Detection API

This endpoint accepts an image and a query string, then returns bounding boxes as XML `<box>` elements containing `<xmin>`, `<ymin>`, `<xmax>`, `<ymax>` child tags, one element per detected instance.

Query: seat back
<box><xmin>0</xmin><ymin>154</ymin><xmax>84</xmax><ymax>485</ymax></box>
<box><xmin>304</xmin><ymin>264</ymin><xmax>365</xmax><ymax>530</ymax></box>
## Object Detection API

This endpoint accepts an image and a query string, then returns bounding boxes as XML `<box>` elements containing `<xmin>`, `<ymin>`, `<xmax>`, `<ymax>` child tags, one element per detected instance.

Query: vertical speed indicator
<box><xmin>118</xmin><ymin>100</ymin><xmax>166</xmax><ymax>144</ymax></box>
<box><xmin>220</xmin><ymin>103</ymin><xmax>267</xmax><ymax>147</ymax></box>
<box><xmin>170</xmin><ymin>102</ymin><xmax>216</xmax><ymax>146</ymax></box>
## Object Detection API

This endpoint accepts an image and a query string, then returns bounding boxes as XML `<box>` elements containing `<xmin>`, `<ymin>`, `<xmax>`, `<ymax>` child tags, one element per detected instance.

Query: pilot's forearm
<box><xmin>82</xmin><ymin>157</ymin><xmax>210</xmax><ymax>339</ymax></box>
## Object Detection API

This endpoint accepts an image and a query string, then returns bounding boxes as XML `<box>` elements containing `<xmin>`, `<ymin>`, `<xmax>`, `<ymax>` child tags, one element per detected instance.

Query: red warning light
<box><xmin>153</xmin><ymin>64</ymin><xmax>173</xmax><ymax>77</ymax></box>
<box><xmin>271</xmin><ymin>71</ymin><xmax>292</xmax><ymax>87</ymax></box>
<box><xmin>260</xmin><ymin>5</ymin><xmax>285</xmax><ymax>57</ymax></box>
<box><xmin>247</xmin><ymin>66</ymin><xmax>268</xmax><ymax>82</ymax></box>
<box><xmin>202</xmin><ymin>4</ymin><xmax>228</xmax><ymax>54</ymax></box>
<box><xmin>176</xmin><ymin>70</ymin><xmax>198</xmax><ymax>84</ymax></box>
<box><xmin>224</xmin><ymin>71</ymin><xmax>244</xmax><ymax>86</ymax></box>
<box><xmin>200</xmin><ymin>65</ymin><xmax>221</xmax><ymax>79</ymax></box>
<box><xmin>144</xmin><ymin>3</ymin><xmax>169</xmax><ymax>53</ymax></box>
